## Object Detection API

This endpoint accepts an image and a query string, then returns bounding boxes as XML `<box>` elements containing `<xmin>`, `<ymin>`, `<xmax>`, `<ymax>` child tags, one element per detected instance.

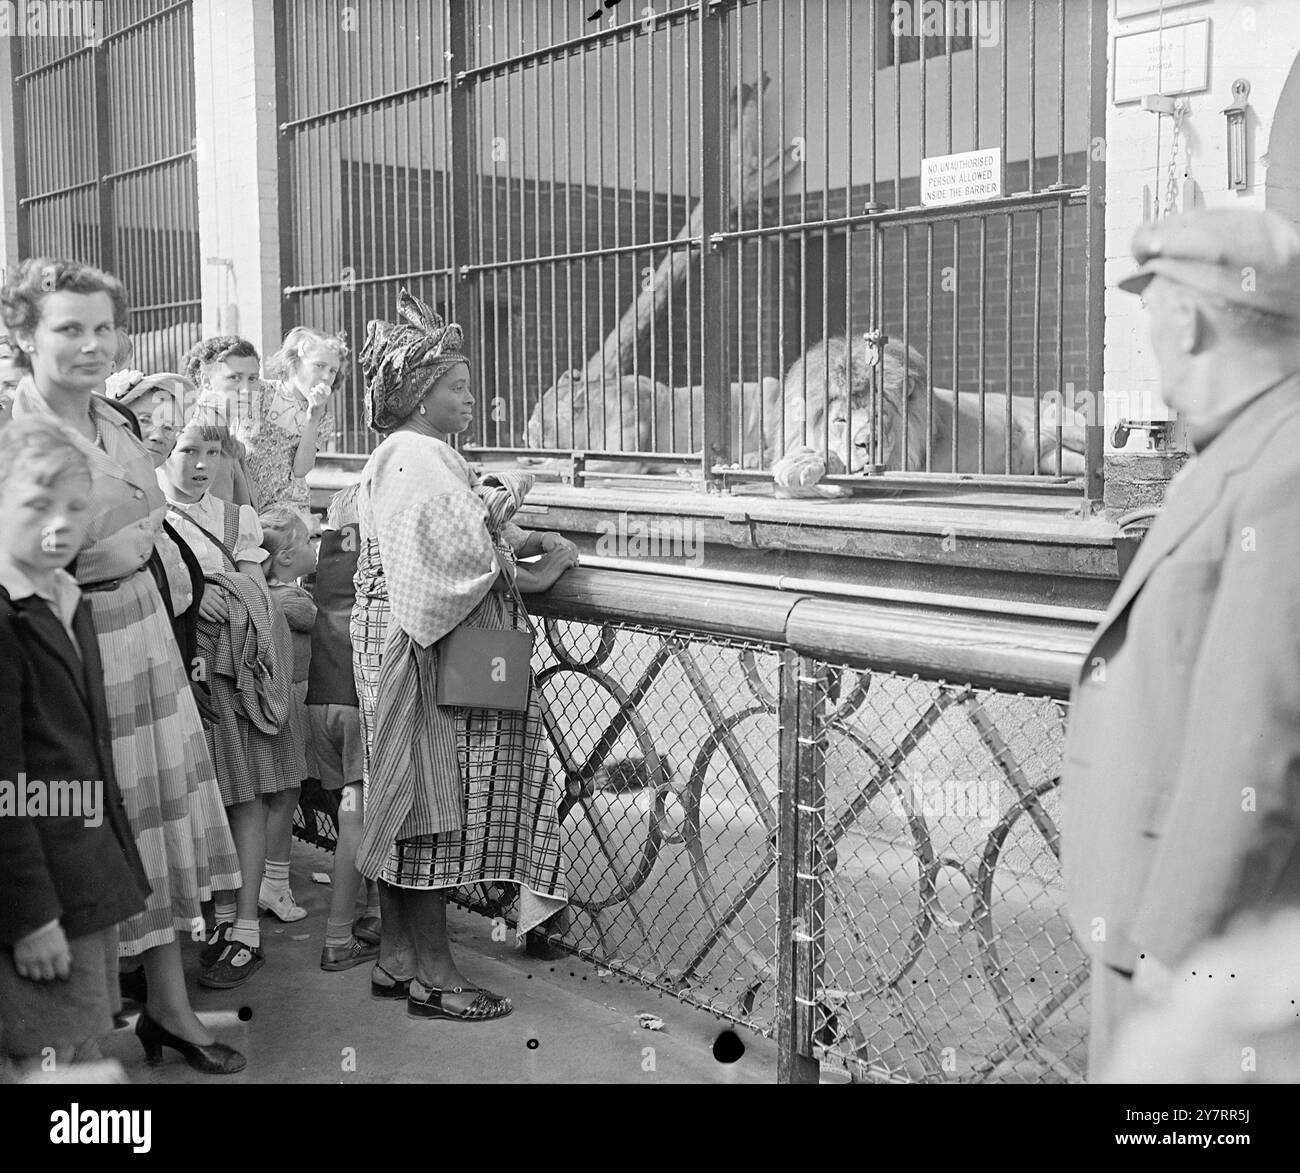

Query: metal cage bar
<box><xmin>13</xmin><ymin>0</ymin><xmax>200</xmax><ymax>369</ymax></box>
<box><xmin>274</xmin><ymin>0</ymin><xmax>1106</xmax><ymax>499</ymax></box>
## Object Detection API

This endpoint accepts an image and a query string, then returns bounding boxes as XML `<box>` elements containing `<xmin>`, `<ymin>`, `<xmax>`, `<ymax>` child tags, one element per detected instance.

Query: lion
<box><xmin>522</xmin><ymin>337</ymin><xmax>1086</xmax><ymax>489</ymax></box>
<box><xmin>772</xmin><ymin>335</ymin><xmax>1089</xmax><ymax>496</ymax></box>
<box><xmin>524</xmin><ymin>371</ymin><xmax>783</xmax><ymax>475</ymax></box>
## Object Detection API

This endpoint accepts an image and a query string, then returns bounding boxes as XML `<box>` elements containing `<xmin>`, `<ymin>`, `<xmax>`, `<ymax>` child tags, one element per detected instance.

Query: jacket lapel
<box><xmin>1085</xmin><ymin>377</ymin><xmax>1300</xmax><ymax>670</ymax></box>
<box><xmin>12</xmin><ymin>594</ymin><xmax>90</xmax><ymax>704</ymax></box>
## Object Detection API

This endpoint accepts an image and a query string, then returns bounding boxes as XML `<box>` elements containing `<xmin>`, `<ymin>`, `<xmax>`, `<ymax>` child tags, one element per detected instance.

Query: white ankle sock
<box><xmin>214</xmin><ymin>901</ymin><xmax>237</xmax><ymax>926</ymax></box>
<box><xmin>231</xmin><ymin>919</ymin><xmax>260</xmax><ymax>949</ymax></box>
<box><xmin>263</xmin><ymin>859</ymin><xmax>291</xmax><ymax>893</ymax></box>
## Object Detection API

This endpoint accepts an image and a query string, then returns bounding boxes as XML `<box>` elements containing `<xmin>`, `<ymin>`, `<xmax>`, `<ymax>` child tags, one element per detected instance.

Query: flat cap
<box><xmin>1118</xmin><ymin>207</ymin><xmax>1300</xmax><ymax>319</ymax></box>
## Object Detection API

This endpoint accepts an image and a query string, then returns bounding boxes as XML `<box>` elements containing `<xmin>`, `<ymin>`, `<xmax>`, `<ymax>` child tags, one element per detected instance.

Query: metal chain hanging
<box><xmin>1162</xmin><ymin>100</ymin><xmax>1185</xmax><ymax>218</ymax></box>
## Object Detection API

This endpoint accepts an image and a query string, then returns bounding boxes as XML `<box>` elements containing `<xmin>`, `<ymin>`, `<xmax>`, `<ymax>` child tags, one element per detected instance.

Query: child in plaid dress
<box><xmin>158</xmin><ymin>422</ymin><xmax>298</xmax><ymax>990</ymax></box>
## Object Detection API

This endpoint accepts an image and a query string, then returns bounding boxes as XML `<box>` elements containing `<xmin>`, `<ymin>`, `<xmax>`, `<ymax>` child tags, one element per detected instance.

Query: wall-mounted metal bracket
<box><xmin>1223</xmin><ymin>78</ymin><xmax>1251</xmax><ymax>191</ymax></box>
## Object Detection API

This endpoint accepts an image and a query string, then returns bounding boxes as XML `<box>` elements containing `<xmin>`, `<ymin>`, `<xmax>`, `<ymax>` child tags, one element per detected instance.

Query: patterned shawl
<box><xmin>361</xmin><ymin>431</ymin><xmax>533</xmax><ymax>650</ymax></box>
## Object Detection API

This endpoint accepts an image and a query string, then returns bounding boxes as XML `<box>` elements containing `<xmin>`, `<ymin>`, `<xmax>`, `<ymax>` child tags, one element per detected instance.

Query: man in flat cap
<box><xmin>1062</xmin><ymin>207</ymin><xmax>1300</xmax><ymax>1081</ymax></box>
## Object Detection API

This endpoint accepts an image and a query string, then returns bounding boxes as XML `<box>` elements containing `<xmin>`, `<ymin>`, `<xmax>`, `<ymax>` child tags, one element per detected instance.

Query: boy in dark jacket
<box><xmin>0</xmin><ymin>418</ymin><xmax>150</xmax><ymax>1074</ymax></box>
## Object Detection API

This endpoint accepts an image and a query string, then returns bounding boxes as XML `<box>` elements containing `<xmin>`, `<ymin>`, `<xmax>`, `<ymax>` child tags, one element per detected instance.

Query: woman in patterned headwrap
<box><xmin>351</xmin><ymin>290</ymin><xmax>578</xmax><ymax>1021</ymax></box>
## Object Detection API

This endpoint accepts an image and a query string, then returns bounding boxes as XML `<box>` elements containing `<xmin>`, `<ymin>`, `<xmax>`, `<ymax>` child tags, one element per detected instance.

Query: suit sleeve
<box><xmin>0</xmin><ymin>615</ymin><xmax>64</xmax><ymax>944</ymax></box>
<box><xmin>1132</xmin><ymin>463</ymin><xmax>1300</xmax><ymax>964</ymax></box>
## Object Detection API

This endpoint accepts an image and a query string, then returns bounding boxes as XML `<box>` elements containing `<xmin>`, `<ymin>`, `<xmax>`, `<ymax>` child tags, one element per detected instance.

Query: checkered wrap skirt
<box><xmin>86</xmin><ymin>571</ymin><xmax>241</xmax><ymax>957</ymax></box>
<box><xmin>350</xmin><ymin>557</ymin><xmax>567</xmax><ymax>937</ymax></box>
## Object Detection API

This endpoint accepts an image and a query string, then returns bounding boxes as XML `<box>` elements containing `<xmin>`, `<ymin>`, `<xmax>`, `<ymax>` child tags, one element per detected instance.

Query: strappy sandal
<box><xmin>407</xmin><ymin>982</ymin><xmax>513</xmax><ymax>1022</ymax></box>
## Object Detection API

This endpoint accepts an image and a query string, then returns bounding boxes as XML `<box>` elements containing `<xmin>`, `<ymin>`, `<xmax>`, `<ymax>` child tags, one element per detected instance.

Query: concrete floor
<box><xmin>99</xmin><ymin>840</ymin><xmax>778</xmax><ymax>1084</ymax></box>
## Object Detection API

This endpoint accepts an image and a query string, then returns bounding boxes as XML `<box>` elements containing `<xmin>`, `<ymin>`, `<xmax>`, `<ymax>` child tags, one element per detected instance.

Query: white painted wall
<box><xmin>1104</xmin><ymin>0</ymin><xmax>1299</xmax><ymax>427</ymax></box>
<box><xmin>192</xmin><ymin>0</ymin><xmax>283</xmax><ymax>359</ymax></box>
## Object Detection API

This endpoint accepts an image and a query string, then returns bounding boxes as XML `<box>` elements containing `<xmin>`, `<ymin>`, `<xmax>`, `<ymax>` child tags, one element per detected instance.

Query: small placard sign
<box><xmin>920</xmin><ymin>148</ymin><xmax>1003</xmax><ymax>207</ymax></box>
<box><xmin>1112</xmin><ymin>19</ymin><xmax>1210</xmax><ymax>105</ymax></box>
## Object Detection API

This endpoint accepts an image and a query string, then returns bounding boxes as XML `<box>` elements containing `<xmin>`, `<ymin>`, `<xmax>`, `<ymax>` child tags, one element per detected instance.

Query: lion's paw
<box><xmin>772</xmin><ymin>446</ymin><xmax>828</xmax><ymax>491</ymax></box>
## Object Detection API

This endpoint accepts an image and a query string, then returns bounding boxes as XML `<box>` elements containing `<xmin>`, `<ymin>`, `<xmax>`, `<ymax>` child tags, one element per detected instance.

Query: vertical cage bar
<box><xmin>275</xmin><ymin>1</ymin><xmax>297</xmax><ymax>342</ymax></box>
<box><xmin>698</xmin><ymin>0</ymin><xmax>729</xmax><ymax>481</ymax></box>
<box><xmin>1083</xmin><ymin>0</ymin><xmax>1107</xmax><ymax>505</ymax></box>
<box><xmin>1032</xmin><ymin>208</ymin><xmax>1044</xmax><ymax>469</ymax></box>
<box><xmin>1027</xmin><ymin>0</ymin><xmax>1037</xmax><ymax>193</ymax></box>
<box><xmin>1004</xmin><ymin>209</ymin><xmax>1013</xmax><ymax>472</ymax></box>
<box><xmin>925</xmin><ymin>222</ymin><xmax>934</xmax><ymax>472</ymax></box>
<box><xmin>92</xmin><ymin>39</ymin><xmax>114</xmax><ymax>272</ymax></box>
<box><xmin>450</xmin><ymin>0</ymin><xmax>480</xmax><ymax>431</ymax></box>
<box><xmin>950</xmin><ymin>218</ymin><xmax>958</xmax><ymax>471</ymax></box>
<box><xmin>1058</xmin><ymin>0</ymin><xmax>1067</xmax><ymax>188</ymax></box>
<box><xmin>11</xmin><ymin>35</ymin><xmax>30</xmax><ymax>257</ymax></box>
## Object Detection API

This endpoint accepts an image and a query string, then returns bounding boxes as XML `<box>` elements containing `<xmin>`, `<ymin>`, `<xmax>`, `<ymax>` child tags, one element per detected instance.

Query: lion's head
<box><xmin>781</xmin><ymin>336</ymin><xmax>930</xmax><ymax>473</ymax></box>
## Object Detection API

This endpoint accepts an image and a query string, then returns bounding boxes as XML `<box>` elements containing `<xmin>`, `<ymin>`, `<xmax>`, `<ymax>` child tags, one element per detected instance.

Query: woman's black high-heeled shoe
<box><xmin>134</xmin><ymin>1010</ymin><xmax>246</xmax><ymax>1075</ymax></box>
<box><xmin>118</xmin><ymin>966</ymin><xmax>148</xmax><ymax>1004</ymax></box>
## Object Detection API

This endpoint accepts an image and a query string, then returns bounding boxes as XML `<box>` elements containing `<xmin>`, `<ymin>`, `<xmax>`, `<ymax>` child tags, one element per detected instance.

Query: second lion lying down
<box><xmin>524</xmin><ymin>337</ymin><xmax>1086</xmax><ymax>491</ymax></box>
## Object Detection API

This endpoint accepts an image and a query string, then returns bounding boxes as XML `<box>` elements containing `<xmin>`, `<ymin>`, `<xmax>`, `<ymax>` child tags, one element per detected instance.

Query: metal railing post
<box><xmin>777</xmin><ymin>649</ymin><xmax>824</xmax><ymax>1084</ymax></box>
<box><xmin>698</xmin><ymin>0</ymin><xmax>730</xmax><ymax>488</ymax></box>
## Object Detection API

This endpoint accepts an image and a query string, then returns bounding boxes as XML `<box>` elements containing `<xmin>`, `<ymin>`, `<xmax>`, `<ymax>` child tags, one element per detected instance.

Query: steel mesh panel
<box><xmin>456</xmin><ymin>619</ymin><xmax>787</xmax><ymax>1034</ymax></box>
<box><xmin>803</xmin><ymin>664</ymin><xmax>1088</xmax><ymax>1082</ymax></box>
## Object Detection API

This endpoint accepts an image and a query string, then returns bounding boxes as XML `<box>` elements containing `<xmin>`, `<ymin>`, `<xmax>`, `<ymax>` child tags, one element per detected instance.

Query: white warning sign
<box><xmin>920</xmin><ymin>148</ymin><xmax>1003</xmax><ymax>207</ymax></box>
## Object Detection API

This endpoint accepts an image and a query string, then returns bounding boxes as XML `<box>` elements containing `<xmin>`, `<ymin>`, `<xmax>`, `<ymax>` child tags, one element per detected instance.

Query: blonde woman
<box><xmin>240</xmin><ymin>327</ymin><xmax>348</xmax><ymax>518</ymax></box>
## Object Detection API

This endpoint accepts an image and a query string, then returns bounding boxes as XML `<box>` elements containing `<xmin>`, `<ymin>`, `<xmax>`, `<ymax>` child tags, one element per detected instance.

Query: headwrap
<box><xmin>362</xmin><ymin>290</ymin><xmax>470</xmax><ymax>433</ymax></box>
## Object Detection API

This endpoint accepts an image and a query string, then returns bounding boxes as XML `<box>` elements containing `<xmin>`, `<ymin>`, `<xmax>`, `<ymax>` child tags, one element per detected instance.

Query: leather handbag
<box><xmin>435</xmin><ymin>547</ymin><xmax>536</xmax><ymax>713</ymax></box>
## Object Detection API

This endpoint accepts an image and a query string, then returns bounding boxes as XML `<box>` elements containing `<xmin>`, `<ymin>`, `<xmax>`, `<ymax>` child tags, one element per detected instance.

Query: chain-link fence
<box><xmin>295</xmin><ymin>588</ymin><xmax>1089</xmax><ymax>1082</ymax></box>
<box><xmin>792</xmin><ymin>661</ymin><xmax>1087</xmax><ymax>1083</ymax></box>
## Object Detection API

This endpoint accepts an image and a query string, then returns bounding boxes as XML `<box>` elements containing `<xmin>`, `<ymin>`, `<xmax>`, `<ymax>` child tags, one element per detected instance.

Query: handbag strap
<box><xmin>489</xmin><ymin>541</ymin><xmax>536</xmax><ymax>638</ymax></box>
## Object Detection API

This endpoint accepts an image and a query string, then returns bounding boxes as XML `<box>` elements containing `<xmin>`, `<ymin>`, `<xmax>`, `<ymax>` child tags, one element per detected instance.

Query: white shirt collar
<box><xmin>0</xmin><ymin>549</ymin><xmax>82</xmax><ymax>630</ymax></box>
